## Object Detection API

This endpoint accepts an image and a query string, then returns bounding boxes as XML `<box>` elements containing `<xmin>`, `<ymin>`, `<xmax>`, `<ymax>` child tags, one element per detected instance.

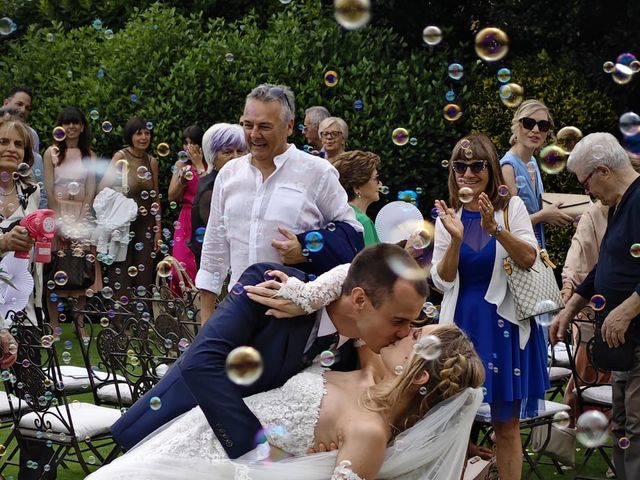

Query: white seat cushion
<box><xmin>19</xmin><ymin>402</ymin><xmax>121</xmax><ymax>439</ymax></box>
<box><xmin>154</xmin><ymin>363</ymin><xmax>169</xmax><ymax>378</ymax></box>
<box><xmin>548</xmin><ymin>366</ymin><xmax>572</xmax><ymax>382</ymax></box>
<box><xmin>580</xmin><ymin>385</ymin><xmax>612</xmax><ymax>406</ymax></box>
<box><xmin>59</xmin><ymin>366</ymin><xmax>126</xmax><ymax>394</ymax></box>
<box><xmin>96</xmin><ymin>383</ymin><xmax>133</xmax><ymax>405</ymax></box>
<box><xmin>476</xmin><ymin>400</ymin><xmax>570</xmax><ymax>423</ymax></box>
<box><xmin>0</xmin><ymin>391</ymin><xmax>20</xmax><ymax>415</ymax></box>
<box><xmin>548</xmin><ymin>344</ymin><xmax>571</xmax><ymax>367</ymax></box>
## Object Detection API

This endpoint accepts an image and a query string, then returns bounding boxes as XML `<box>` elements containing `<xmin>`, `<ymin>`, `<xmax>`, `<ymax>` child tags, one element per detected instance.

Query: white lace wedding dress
<box><xmin>89</xmin><ymin>363</ymin><xmax>481</xmax><ymax>480</ymax></box>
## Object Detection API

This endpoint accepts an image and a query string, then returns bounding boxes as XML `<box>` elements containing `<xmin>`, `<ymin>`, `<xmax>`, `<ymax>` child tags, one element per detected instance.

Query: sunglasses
<box><xmin>519</xmin><ymin>117</ymin><xmax>552</xmax><ymax>133</ymax></box>
<box><xmin>268</xmin><ymin>86</ymin><xmax>294</xmax><ymax>116</ymax></box>
<box><xmin>452</xmin><ymin>160</ymin><xmax>487</xmax><ymax>174</ymax></box>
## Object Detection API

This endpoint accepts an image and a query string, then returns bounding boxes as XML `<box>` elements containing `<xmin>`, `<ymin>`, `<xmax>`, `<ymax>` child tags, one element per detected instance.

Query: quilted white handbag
<box><xmin>502</xmin><ymin>207</ymin><xmax>565</xmax><ymax>321</ymax></box>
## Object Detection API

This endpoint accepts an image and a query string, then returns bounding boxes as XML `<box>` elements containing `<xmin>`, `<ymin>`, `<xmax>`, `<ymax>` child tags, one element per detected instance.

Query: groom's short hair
<box><xmin>341</xmin><ymin>244</ymin><xmax>428</xmax><ymax>308</ymax></box>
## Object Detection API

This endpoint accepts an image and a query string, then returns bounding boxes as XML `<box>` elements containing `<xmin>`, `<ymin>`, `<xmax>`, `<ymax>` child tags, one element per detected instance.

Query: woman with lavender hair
<box><xmin>188</xmin><ymin>123</ymin><xmax>247</xmax><ymax>266</ymax></box>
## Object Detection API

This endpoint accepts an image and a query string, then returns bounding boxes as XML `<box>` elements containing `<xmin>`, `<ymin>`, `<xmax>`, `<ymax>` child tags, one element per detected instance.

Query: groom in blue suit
<box><xmin>111</xmin><ymin>244</ymin><xmax>427</xmax><ymax>458</ymax></box>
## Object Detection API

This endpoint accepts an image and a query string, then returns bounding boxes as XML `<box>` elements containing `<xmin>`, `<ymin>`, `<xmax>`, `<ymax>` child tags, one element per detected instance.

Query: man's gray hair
<box><xmin>246</xmin><ymin>84</ymin><xmax>295</xmax><ymax>122</ymax></box>
<box><xmin>304</xmin><ymin>106</ymin><xmax>330</xmax><ymax>126</ymax></box>
<box><xmin>567</xmin><ymin>132</ymin><xmax>631</xmax><ymax>175</ymax></box>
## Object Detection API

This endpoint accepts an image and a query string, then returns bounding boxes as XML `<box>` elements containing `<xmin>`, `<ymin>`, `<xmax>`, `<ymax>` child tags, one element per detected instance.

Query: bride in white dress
<box><xmin>88</xmin><ymin>321</ymin><xmax>483</xmax><ymax>480</ymax></box>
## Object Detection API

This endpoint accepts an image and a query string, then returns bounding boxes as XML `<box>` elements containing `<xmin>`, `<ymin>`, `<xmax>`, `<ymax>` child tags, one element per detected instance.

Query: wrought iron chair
<box><xmin>1</xmin><ymin>310</ymin><xmax>121</xmax><ymax>477</ymax></box>
<box><xmin>564</xmin><ymin>307</ymin><xmax>615</xmax><ymax>480</ymax></box>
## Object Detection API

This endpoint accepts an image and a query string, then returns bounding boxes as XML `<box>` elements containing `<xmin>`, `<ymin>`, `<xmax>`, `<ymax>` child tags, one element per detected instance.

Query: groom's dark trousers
<box><xmin>111</xmin><ymin>262</ymin><xmax>356</xmax><ymax>458</ymax></box>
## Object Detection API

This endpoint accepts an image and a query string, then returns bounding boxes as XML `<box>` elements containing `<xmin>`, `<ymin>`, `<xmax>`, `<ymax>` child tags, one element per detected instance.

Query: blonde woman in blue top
<box><xmin>500</xmin><ymin>99</ymin><xmax>573</xmax><ymax>249</ymax></box>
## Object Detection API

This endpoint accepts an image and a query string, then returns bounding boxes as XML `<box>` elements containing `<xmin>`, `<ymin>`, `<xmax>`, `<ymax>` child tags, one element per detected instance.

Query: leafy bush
<box><xmin>0</xmin><ymin>0</ymin><xmax>618</xmax><ymax>265</ymax></box>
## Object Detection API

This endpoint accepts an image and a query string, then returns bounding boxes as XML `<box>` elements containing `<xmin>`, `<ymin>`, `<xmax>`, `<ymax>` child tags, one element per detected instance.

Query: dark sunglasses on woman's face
<box><xmin>519</xmin><ymin>117</ymin><xmax>551</xmax><ymax>132</ymax></box>
<box><xmin>452</xmin><ymin>160</ymin><xmax>487</xmax><ymax>174</ymax></box>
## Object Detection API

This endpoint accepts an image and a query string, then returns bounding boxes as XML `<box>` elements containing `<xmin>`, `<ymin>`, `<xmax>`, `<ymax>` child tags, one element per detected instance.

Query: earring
<box><xmin>419</xmin><ymin>386</ymin><xmax>428</xmax><ymax>396</ymax></box>
<box><xmin>355</xmin><ymin>191</ymin><xmax>361</xmax><ymax>198</ymax></box>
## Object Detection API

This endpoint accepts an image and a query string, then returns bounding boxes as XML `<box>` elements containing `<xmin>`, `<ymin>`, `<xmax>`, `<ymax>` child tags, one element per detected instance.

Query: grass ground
<box><xmin>0</xmin><ymin>323</ymin><xmax>613</xmax><ymax>480</ymax></box>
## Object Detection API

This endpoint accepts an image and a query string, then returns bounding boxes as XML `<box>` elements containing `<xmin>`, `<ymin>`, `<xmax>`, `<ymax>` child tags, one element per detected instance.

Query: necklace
<box><xmin>0</xmin><ymin>184</ymin><xmax>16</xmax><ymax>197</ymax></box>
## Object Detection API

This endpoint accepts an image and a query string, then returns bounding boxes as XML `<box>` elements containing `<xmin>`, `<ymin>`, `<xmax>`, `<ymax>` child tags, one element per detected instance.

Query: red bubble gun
<box><xmin>15</xmin><ymin>209</ymin><xmax>57</xmax><ymax>263</ymax></box>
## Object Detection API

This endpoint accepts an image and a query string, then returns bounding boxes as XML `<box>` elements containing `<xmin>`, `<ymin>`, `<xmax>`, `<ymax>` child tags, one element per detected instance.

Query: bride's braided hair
<box><xmin>362</xmin><ymin>324</ymin><xmax>485</xmax><ymax>437</ymax></box>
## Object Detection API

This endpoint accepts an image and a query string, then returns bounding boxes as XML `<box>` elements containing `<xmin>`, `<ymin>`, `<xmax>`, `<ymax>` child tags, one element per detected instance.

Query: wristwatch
<box><xmin>489</xmin><ymin>224</ymin><xmax>503</xmax><ymax>238</ymax></box>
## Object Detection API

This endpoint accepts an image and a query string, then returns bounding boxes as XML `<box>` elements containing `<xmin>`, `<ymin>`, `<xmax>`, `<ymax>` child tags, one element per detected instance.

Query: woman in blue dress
<box><xmin>432</xmin><ymin>134</ymin><xmax>550</xmax><ymax>480</ymax></box>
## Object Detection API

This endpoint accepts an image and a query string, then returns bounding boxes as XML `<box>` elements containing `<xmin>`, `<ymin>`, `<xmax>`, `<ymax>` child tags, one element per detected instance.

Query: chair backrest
<box><xmin>3</xmin><ymin>310</ymin><xmax>78</xmax><ymax>437</ymax></box>
<box><xmin>73</xmin><ymin>293</ymin><xmax>184</xmax><ymax>408</ymax></box>
<box><xmin>564</xmin><ymin>306</ymin><xmax>612</xmax><ymax>409</ymax></box>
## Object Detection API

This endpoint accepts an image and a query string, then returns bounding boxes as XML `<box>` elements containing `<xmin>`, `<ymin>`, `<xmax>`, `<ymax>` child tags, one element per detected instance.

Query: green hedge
<box><xmin>0</xmin><ymin>1</ymin><xmax>617</xmax><ymax>264</ymax></box>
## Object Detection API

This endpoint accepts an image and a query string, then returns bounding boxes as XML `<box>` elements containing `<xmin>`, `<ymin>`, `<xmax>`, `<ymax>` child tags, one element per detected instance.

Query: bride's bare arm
<box><xmin>332</xmin><ymin>422</ymin><xmax>388</xmax><ymax>480</ymax></box>
<box><xmin>244</xmin><ymin>264</ymin><xmax>350</xmax><ymax>317</ymax></box>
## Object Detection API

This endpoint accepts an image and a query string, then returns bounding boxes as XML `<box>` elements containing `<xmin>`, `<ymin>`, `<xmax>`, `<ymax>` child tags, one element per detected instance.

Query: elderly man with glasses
<box><xmin>195</xmin><ymin>84</ymin><xmax>364</xmax><ymax>324</ymax></box>
<box><xmin>551</xmin><ymin>132</ymin><xmax>640</xmax><ymax>480</ymax></box>
<box><xmin>302</xmin><ymin>105</ymin><xmax>330</xmax><ymax>152</ymax></box>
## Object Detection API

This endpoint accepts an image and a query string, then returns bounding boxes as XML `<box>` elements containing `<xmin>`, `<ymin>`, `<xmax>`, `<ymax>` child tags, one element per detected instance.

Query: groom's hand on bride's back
<box><xmin>307</xmin><ymin>441</ymin><xmax>338</xmax><ymax>454</ymax></box>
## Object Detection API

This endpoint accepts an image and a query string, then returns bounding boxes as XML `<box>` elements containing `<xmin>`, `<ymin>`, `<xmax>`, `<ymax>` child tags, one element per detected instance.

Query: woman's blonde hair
<box><xmin>318</xmin><ymin>116</ymin><xmax>349</xmax><ymax>143</ymax></box>
<box><xmin>362</xmin><ymin>324</ymin><xmax>485</xmax><ymax>437</ymax></box>
<box><xmin>509</xmin><ymin>99</ymin><xmax>555</xmax><ymax>147</ymax></box>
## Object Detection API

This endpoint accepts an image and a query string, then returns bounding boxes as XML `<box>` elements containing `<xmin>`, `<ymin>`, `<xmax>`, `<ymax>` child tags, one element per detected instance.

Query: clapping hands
<box><xmin>434</xmin><ymin>199</ymin><xmax>463</xmax><ymax>241</ymax></box>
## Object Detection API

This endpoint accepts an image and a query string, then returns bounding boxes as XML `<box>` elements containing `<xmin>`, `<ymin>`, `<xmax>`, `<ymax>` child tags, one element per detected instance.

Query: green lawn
<box><xmin>0</xmin><ymin>323</ymin><xmax>613</xmax><ymax>480</ymax></box>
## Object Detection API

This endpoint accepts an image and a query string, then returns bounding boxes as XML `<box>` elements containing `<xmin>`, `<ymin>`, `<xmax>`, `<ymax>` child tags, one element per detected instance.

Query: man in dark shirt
<box><xmin>551</xmin><ymin>132</ymin><xmax>640</xmax><ymax>480</ymax></box>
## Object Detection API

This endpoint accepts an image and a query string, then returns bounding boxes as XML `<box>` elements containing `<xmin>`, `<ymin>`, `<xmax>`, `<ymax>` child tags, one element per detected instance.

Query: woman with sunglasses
<box><xmin>432</xmin><ymin>134</ymin><xmax>549</xmax><ymax>480</ymax></box>
<box><xmin>318</xmin><ymin>116</ymin><xmax>348</xmax><ymax>164</ymax></box>
<box><xmin>500</xmin><ymin>99</ymin><xmax>573</xmax><ymax>249</ymax></box>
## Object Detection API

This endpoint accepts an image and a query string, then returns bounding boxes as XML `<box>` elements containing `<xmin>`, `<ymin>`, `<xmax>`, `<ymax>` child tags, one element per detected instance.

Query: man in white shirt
<box><xmin>196</xmin><ymin>84</ymin><xmax>363</xmax><ymax>323</ymax></box>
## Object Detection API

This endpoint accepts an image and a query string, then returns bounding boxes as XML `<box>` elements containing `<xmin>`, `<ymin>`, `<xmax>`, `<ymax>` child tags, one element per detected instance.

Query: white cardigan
<box><xmin>431</xmin><ymin>196</ymin><xmax>538</xmax><ymax>349</ymax></box>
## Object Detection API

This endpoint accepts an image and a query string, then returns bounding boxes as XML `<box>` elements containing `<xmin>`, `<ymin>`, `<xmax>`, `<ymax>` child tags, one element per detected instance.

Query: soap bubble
<box><xmin>0</xmin><ymin>18</ymin><xmax>17</xmax><ymax>36</ymax></box>
<box><xmin>67</xmin><ymin>181</ymin><xmax>80</xmax><ymax>196</ymax></box>
<box><xmin>323</xmin><ymin>70</ymin><xmax>339</xmax><ymax>87</ymax></box>
<box><xmin>157</xmin><ymin>260</ymin><xmax>172</xmax><ymax>278</ymax></box>
<box><xmin>458</xmin><ymin>187</ymin><xmax>474</xmax><ymax>204</ymax></box>
<box><xmin>474</xmin><ymin>27</ymin><xmax>509</xmax><ymax>62</ymax></box>
<box><xmin>392</xmin><ymin>128</ymin><xmax>409</xmax><ymax>146</ymax></box>
<box><xmin>334</xmin><ymin>0</ymin><xmax>371</xmax><ymax>30</ymax></box>
<box><xmin>53</xmin><ymin>127</ymin><xmax>66</xmax><ymax>142</ymax></box>
<box><xmin>378</xmin><ymin>185</ymin><xmax>390</xmax><ymax>195</ymax></box>
<box><xmin>101</xmin><ymin>121</ymin><xmax>113</xmax><ymax>133</ymax></box>
<box><xmin>602</xmin><ymin>61</ymin><xmax>615</xmax><ymax>73</ymax></box>
<box><xmin>619</xmin><ymin>112</ymin><xmax>640</xmax><ymax>137</ymax></box>
<box><xmin>496</xmin><ymin>68</ymin><xmax>511</xmax><ymax>83</ymax></box>
<box><xmin>353</xmin><ymin>99</ymin><xmax>364</xmax><ymax>111</ymax></box>
<box><xmin>319</xmin><ymin>350</ymin><xmax>335</xmax><ymax>367</ymax></box>
<box><xmin>556</xmin><ymin>126</ymin><xmax>583</xmax><ymax>153</ymax></box>
<box><xmin>443</xmin><ymin>104</ymin><xmax>462</xmax><ymax>121</ymax></box>
<box><xmin>612</xmin><ymin>62</ymin><xmax>634</xmax><ymax>85</ymax></box>
<box><xmin>149</xmin><ymin>396</ymin><xmax>162</xmax><ymax>411</ymax></box>
<box><xmin>54</xmin><ymin>271</ymin><xmax>69</xmax><ymax>286</ymax></box>
<box><xmin>448</xmin><ymin>63</ymin><xmax>464</xmax><ymax>81</ymax></box>
<box><xmin>619</xmin><ymin>437</ymin><xmax>631</xmax><ymax>450</ymax></box>
<box><xmin>89</xmin><ymin>109</ymin><xmax>99</xmax><ymax>121</ymax></box>
<box><xmin>499</xmin><ymin>83</ymin><xmax>524</xmax><ymax>108</ymax></box>
<box><xmin>225</xmin><ymin>52</ymin><xmax>235</xmax><ymax>62</ymax></box>
<box><xmin>156</xmin><ymin>143</ymin><xmax>170</xmax><ymax>157</ymax></box>
<box><xmin>226</xmin><ymin>346</ymin><xmax>263</xmax><ymax>386</ymax></box>
<box><xmin>498</xmin><ymin>185</ymin><xmax>510</xmax><ymax>196</ymax></box>
<box><xmin>576</xmin><ymin>411</ymin><xmax>609</xmax><ymax>448</ymax></box>
<box><xmin>590</xmin><ymin>294</ymin><xmax>606</xmax><ymax>311</ymax></box>
<box><xmin>304</xmin><ymin>231</ymin><xmax>324</xmax><ymax>253</ymax></box>
<box><xmin>92</xmin><ymin>19</ymin><xmax>103</xmax><ymax>30</ymax></box>
<box><xmin>195</xmin><ymin>227</ymin><xmax>206</xmax><ymax>243</ymax></box>
<box><xmin>539</xmin><ymin>145</ymin><xmax>566</xmax><ymax>174</ymax></box>
<box><xmin>445</xmin><ymin>90</ymin><xmax>456</xmax><ymax>102</ymax></box>
<box><xmin>413</xmin><ymin>335</ymin><xmax>442</xmax><ymax>361</ymax></box>
<box><xmin>552</xmin><ymin>410</ymin><xmax>571</xmax><ymax>428</ymax></box>
<box><xmin>630</xmin><ymin>243</ymin><xmax>640</xmax><ymax>258</ymax></box>
<box><xmin>422</xmin><ymin>26</ymin><xmax>443</xmax><ymax>46</ymax></box>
